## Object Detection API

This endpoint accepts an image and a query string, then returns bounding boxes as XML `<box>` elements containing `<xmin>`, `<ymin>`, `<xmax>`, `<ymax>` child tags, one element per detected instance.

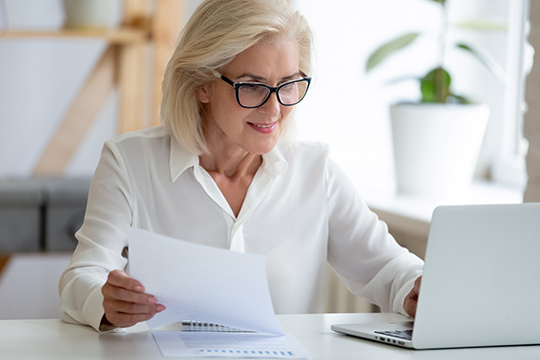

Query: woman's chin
<box><xmin>246</xmin><ymin>138</ymin><xmax>279</xmax><ymax>155</ymax></box>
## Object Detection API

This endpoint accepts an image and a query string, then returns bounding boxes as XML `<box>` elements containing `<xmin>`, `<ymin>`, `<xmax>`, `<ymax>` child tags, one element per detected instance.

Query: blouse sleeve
<box><xmin>325</xmin><ymin>157</ymin><xmax>424</xmax><ymax>314</ymax></box>
<box><xmin>58</xmin><ymin>140</ymin><xmax>133</xmax><ymax>332</ymax></box>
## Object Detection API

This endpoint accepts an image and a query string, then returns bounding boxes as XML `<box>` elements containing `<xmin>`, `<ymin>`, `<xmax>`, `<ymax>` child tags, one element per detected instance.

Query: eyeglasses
<box><xmin>214</xmin><ymin>71</ymin><xmax>311</xmax><ymax>109</ymax></box>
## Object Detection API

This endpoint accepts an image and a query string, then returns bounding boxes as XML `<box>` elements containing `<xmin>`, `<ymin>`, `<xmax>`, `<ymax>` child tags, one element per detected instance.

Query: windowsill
<box><xmin>363</xmin><ymin>181</ymin><xmax>524</xmax><ymax>239</ymax></box>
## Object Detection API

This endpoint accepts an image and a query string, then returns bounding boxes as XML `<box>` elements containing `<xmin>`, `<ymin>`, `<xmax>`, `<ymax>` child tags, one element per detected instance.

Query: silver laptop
<box><xmin>331</xmin><ymin>203</ymin><xmax>540</xmax><ymax>349</ymax></box>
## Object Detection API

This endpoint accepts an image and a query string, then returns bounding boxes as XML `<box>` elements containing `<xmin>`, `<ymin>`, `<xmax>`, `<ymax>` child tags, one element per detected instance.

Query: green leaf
<box><xmin>454</xmin><ymin>19</ymin><xmax>507</xmax><ymax>32</ymax></box>
<box><xmin>365</xmin><ymin>33</ymin><xmax>420</xmax><ymax>72</ymax></box>
<box><xmin>456</xmin><ymin>43</ymin><xmax>506</xmax><ymax>86</ymax></box>
<box><xmin>428</xmin><ymin>0</ymin><xmax>446</xmax><ymax>4</ymax></box>
<box><xmin>420</xmin><ymin>67</ymin><xmax>451</xmax><ymax>103</ymax></box>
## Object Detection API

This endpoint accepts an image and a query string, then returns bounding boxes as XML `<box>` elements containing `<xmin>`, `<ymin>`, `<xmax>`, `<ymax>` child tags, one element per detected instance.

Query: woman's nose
<box><xmin>258</xmin><ymin>92</ymin><xmax>281</xmax><ymax>116</ymax></box>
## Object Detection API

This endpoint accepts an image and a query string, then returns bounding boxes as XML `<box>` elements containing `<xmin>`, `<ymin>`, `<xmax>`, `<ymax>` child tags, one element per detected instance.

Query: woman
<box><xmin>59</xmin><ymin>0</ymin><xmax>423</xmax><ymax>332</ymax></box>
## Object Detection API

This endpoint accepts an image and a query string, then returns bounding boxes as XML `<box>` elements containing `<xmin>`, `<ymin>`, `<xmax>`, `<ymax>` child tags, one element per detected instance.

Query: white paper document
<box><xmin>128</xmin><ymin>228</ymin><xmax>311</xmax><ymax>358</ymax></box>
<box><xmin>151</xmin><ymin>332</ymin><xmax>311</xmax><ymax>359</ymax></box>
<box><xmin>128</xmin><ymin>228</ymin><xmax>284</xmax><ymax>335</ymax></box>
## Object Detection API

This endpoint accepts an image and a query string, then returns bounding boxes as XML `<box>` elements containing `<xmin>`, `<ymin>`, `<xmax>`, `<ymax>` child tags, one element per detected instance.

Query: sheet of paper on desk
<box><xmin>128</xmin><ymin>228</ymin><xmax>284</xmax><ymax>335</ymax></box>
<box><xmin>151</xmin><ymin>331</ymin><xmax>311</xmax><ymax>359</ymax></box>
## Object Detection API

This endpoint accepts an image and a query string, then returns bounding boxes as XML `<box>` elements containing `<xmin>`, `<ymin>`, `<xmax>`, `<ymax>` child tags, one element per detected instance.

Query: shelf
<box><xmin>1</xmin><ymin>0</ymin><xmax>183</xmax><ymax>176</ymax></box>
<box><xmin>0</xmin><ymin>27</ymin><xmax>149</xmax><ymax>44</ymax></box>
<box><xmin>365</xmin><ymin>180</ymin><xmax>523</xmax><ymax>237</ymax></box>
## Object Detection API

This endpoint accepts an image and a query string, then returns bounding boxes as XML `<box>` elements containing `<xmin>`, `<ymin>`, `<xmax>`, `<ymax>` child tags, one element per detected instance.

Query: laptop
<box><xmin>331</xmin><ymin>203</ymin><xmax>540</xmax><ymax>350</ymax></box>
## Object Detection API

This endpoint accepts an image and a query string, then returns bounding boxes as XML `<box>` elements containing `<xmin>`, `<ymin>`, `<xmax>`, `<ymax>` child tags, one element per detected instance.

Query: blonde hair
<box><xmin>160</xmin><ymin>0</ymin><xmax>313</xmax><ymax>155</ymax></box>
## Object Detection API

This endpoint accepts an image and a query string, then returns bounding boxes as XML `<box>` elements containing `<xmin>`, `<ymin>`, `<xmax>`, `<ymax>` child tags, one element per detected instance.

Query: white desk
<box><xmin>1</xmin><ymin>313</ymin><xmax>538</xmax><ymax>359</ymax></box>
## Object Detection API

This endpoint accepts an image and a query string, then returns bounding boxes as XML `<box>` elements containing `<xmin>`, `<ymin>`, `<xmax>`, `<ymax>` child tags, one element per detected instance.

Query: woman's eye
<box><xmin>280</xmin><ymin>83</ymin><xmax>296</xmax><ymax>93</ymax></box>
<box><xmin>240</xmin><ymin>84</ymin><xmax>262</xmax><ymax>93</ymax></box>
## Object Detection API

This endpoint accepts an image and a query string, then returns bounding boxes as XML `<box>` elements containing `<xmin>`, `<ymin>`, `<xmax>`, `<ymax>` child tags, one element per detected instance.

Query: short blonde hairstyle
<box><xmin>160</xmin><ymin>0</ymin><xmax>313</xmax><ymax>155</ymax></box>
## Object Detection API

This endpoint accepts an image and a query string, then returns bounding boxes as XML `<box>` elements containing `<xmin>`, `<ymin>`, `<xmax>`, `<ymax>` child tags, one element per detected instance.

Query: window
<box><xmin>295</xmin><ymin>0</ymin><xmax>529</xmax><ymax>200</ymax></box>
<box><xmin>491</xmin><ymin>0</ymin><xmax>531</xmax><ymax>190</ymax></box>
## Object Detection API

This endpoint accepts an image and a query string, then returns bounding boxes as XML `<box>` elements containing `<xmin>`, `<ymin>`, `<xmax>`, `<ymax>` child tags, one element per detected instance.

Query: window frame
<box><xmin>490</xmin><ymin>0</ymin><xmax>531</xmax><ymax>190</ymax></box>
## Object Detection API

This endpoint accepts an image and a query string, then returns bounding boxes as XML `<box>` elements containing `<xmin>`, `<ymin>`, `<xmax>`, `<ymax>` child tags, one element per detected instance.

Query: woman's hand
<box><xmin>403</xmin><ymin>276</ymin><xmax>422</xmax><ymax>318</ymax></box>
<box><xmin>101</xmin><ymin>270</ymin><xmax>166</xmax><ymax>328</ymax></box>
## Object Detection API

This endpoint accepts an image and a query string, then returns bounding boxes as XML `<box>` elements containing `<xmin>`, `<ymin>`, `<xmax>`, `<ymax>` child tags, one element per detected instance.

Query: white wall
<box><xmin>0</xmin><ymin>39</ymin><xmax>118</xmax><ymax>177</ymax></box>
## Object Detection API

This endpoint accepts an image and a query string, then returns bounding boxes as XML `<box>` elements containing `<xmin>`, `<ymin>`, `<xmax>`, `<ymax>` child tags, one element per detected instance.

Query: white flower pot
<box><xmin>390</xmin><ymin>103</ymin><xmax>490</xmax><ymax>198</ymax></box>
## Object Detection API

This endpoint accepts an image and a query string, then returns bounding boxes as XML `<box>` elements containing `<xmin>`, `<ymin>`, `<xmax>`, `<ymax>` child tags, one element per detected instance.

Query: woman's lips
<box><xmin>247</xmin><ymin>121</ymin><xmax>278</xmax><ymax>134</ymax></box>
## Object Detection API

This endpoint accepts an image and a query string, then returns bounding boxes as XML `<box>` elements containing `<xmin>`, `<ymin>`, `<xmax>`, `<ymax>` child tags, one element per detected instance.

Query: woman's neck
<box><xmin>199</xmin><ymin>122</ymin><xmax>263</xmax><ymax>178</ymax></box>
<box><xmin>199</xmin><ymin>142</ymin><xmax>263</xmax><ymax>218</ymax></box>
<box><xmin>199</xmin><ymin>148</ymin><xmax>262</xmax><ymax>179</ymax></box>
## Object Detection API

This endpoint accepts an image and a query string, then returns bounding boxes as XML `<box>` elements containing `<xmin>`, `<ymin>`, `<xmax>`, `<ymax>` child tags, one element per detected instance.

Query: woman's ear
<box><xmin>195</xmin><ymin>84</ymin><xmax>211</xmax><ymax>104</ymax></box>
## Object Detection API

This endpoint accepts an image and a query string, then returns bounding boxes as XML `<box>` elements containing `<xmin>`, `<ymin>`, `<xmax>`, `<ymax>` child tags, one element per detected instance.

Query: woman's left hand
<box><xmin>403</xmin><ymin>276</ymin><xmax>422</xmax><ymax>318</ymax></box>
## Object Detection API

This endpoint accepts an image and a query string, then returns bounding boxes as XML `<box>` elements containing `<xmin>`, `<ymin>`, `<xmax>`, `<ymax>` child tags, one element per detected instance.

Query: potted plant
<box><xmin>366</xmin><ymin>0</ymin><xmax>505</xmax><ymax>198</ymax></box>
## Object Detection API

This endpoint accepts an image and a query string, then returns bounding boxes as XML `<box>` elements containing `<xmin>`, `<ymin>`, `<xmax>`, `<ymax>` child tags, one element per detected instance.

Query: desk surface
<box><xmin>1</xmin><ymin>313</ymin><xmax>539</xmax><ymax>359</ymax></box>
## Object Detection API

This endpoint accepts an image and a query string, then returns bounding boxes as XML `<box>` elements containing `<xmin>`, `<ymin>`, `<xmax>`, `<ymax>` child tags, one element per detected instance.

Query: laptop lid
<box><xmin>332</xmin><ymin>203</ymin><xmax>540</xmax><ymax>350</ymax></box>
<box><xmin>412</xmin><ymin>203</ymin><xmax>540</xmax><ymax>349</ymax></box>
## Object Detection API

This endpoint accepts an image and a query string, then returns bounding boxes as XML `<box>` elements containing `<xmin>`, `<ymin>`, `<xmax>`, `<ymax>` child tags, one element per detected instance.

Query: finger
<box><xmin>404</xmin><ymin>292</ymin><xmax>418</xmax><ymax>318</ymax></box>
<box><xmin>102</xmin><ymin>270</ymin><xmax>167</xmax><ymax>328</ymax></box>
<box><xmin>409</xmin><ymin>276</ymin><xmax>422</xmax><ymax>301</ymax></box>
<box><xmin>414</xmin><ymin>276</ymin><xmax>422</xmax><ymax>292</ymax></box>
<box><xmin>103</xmin><ymin>282</ymin><xmax>158</xmax><ymax>305</ymax></box>
<box><xmin>411</xmin><ymin>287</ymin><xmax>419</xmax><ymax>301</ymax></box>
<box><xmin>103</xmin><ymin>299</ymin><xmax>165</xmax><ymax>316</ymax></box>
<box><xmin>107</xmin><ymin>270</ymin><xmax>145</xmax><ymax>292</ymax></box>
<box><xmin>102</xmin><ymin>301</ymin><xmax>166</xmax><ymax>328</ymax></box>
<box><xmin>405</xmin><ymin>300</ymin><xmax>417</xmax><ymax>319</ymax></box>
<box><xmin>403</xmin><ymin>277</ymin><xmax>422</xmax><ymax>318</ymax></box>
<box><xmin>104</xmin><ymin>311</ymin><xmax>158</xmax><ymax>328</ymax></box>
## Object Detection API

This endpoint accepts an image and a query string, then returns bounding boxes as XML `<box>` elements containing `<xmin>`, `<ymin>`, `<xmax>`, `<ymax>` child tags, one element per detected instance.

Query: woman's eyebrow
<box><xmin>280</xmin><ymin>72</ymin><xmax>301</xmax><ymax>81</ymax></box>
<box><xmin>236</xmin><ymin>72</ymin><xmax>301</xmax><ymax>83</ymax></box>
<box><xmin>237</xmin><ymin>73</ymin><xmax>266</xmax><ymax>82</ymax></box>
<box><xmin>236</xmin><ymin>73</ymin><xmax>266</xmax><ymax>81</ymax></box>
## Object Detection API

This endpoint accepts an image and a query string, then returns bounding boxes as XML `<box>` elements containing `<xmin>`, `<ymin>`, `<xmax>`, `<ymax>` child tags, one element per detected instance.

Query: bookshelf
<box><xmin>0</xmin><ymin>0</ymin><xmax>183</xmax><ymax>175</ymax></box>
<box><xmin>0</xmin><ymin>28</ymin><xmax>148</xmax><ymax>43</ymax></box>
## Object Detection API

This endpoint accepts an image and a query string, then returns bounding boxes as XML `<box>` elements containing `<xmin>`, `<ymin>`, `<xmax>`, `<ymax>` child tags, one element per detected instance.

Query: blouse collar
<box><xmin>169</xmin><ymin>136</ymin><xmax>289</xmax><ymax>183</ymax></box>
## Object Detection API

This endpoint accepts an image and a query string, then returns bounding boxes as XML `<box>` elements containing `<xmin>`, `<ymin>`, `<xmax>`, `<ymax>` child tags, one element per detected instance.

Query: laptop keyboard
<box><xmin>374</xmin><ymin>330</ymin><xmax>413</xmax><ymax>341</ymax></box>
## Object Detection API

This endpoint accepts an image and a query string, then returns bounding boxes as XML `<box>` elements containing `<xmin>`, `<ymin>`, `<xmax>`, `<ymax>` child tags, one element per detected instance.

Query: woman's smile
<box><xmin>247</xmin><ymin>121</ymin><xmax>278</xmax><ymax>134</ymax></box>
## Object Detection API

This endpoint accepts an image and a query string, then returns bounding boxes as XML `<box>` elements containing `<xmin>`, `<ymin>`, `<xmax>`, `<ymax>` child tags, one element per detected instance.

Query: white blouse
<box><xmin>59</xmin><ymin>126</ymin><xmax>423</xmax><ymax>332</ymax></box>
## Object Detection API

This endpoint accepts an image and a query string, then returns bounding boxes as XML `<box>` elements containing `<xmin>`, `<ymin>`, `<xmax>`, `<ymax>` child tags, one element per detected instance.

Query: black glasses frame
<box><xmin>216</xmin><ymin>72</ymin><xmax>311</xmax><ymax>109</ymax></box>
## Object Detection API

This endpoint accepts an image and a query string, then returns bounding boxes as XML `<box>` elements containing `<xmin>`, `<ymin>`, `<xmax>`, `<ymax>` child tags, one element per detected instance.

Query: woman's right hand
<box><xmin>101</xmin><ymin>270</ymin><xmax>166</xmax><ymax>328</ymax></box>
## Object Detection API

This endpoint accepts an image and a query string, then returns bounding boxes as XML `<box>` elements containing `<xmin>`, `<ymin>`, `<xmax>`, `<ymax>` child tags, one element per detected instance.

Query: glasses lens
<box><xmin>278</xmin><ymin>79</ymin><xmax>309</xmax><ymax>106</ymax></box>
<box><xmin>237</xmin><ymin>84</ymin><xmax>271</xmax><ymax>108</ymax></box>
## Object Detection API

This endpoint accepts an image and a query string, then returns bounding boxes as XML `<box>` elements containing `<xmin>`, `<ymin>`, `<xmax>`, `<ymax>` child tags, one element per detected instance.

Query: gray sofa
<box><xmin>0</xmin><ymin>177</ymin><xmax>92</xmax><ymax>253</ymax></box>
